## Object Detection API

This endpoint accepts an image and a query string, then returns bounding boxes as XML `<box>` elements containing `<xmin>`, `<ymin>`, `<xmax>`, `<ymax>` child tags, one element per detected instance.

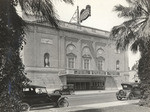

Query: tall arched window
<box><xmin>82</xmin><ymin>47</ymin><xmax>91</xmax><ymax>70</ymax></box>
<box><xmin>66</xmin><ymin>53</ymin><xmax>76</xmax><ymax>69</ymax></box>
<box><xmin>96</xmin><ymin>48</ymin><xmax>105</xmax><ymax>71</ymax></box>
<box><xmin>66</xmin><ymin>44</ymin><xmax>76</xmax><ymax>69</ymax></box>
<box><xmin>44</xmin><ymin>53</ymin><xmax>50</xmax><ymax>67</ymax></box>
<box><xmin>116</xmin><ymin>60</ymin><xmax>120</xmax><ymax>70</ymax></box>
<box><xmin>97</xmin><ymin>56</ymin><xmax>105</xmax><ymax>71</ymax></box>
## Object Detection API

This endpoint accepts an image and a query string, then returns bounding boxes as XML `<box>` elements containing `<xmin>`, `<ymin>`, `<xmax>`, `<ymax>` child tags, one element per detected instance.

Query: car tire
<box><xmin>54</xmin><ymin>90</ymin><xmax>61</xmax><ymax>95</ymax></box>
<box><xmin>128</xmin><ymin>93</ymin><xmax>134</xmax><ymax>100</ymax></box>
<box><xmin>116</xmin><ymin>95</ymin><xmax>122</xmax><ymax>100</ymax></box>
<box><xmin>58</xmin><ymin>99</ymin><xmax>69</xmax><ymax>107</ymax></box>
<box><xmin>21</xmin><ymin>103</ymin><xmax>30</xmax><ymax>112</ymax></box>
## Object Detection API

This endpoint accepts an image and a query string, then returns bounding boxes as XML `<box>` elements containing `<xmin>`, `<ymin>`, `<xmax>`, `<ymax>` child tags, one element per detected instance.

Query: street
<box><xmin>30</xmin><ymin>91</ymin><xmax>120</xmax><ymax>111</ymax></box>
<box><xmin>66</xmin><ymin>92</ymin><xmax>117</xmax><ymax>106</ymax></box>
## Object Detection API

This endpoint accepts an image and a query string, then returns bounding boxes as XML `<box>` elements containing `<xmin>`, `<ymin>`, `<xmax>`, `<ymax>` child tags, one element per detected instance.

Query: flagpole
<box><xmin>77</xmin><ymin>6</ymin><xmax>80</xmax><ymax>25</ymax></box>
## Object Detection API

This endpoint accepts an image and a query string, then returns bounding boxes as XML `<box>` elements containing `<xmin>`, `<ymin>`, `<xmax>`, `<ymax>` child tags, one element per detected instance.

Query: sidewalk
<box><xmin>74</xmin><ymin>89</ymin><xmax>118</xmax><ymax>95</ymax></box>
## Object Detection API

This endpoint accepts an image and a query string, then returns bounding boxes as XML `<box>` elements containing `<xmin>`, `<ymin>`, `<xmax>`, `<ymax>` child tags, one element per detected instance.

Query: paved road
<box><xmin>30</xmin><ymin>92</ymin><xmax>118</xmax><ymax>111</ymax></box>
<box><xmin>66</xmin><ymin>92</ymin><xmax>117</xmax><ymax>106</ymax></box>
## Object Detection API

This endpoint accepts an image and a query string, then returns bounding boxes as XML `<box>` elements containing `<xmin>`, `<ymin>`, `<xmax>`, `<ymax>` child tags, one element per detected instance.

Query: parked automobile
<box><xmin>54</xmin><ymin>84</ymin><xmax>74</xmax><ymax>95</ymax></box>
<box><xmin>21</xmin><ymin>85</ymin><xmax>69</xmax><ymax>111</ymax></box>
<box><xmin>116</xmin><ymin>82</ymin><xmax>142</xmax><ymax>100</ymax></box>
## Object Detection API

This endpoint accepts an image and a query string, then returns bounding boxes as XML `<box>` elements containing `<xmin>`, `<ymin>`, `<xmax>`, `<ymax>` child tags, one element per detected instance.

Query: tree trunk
<box><xmin>138</xmin><ymin>41</ymin><xmax>150</xmax><ymax>107</ymax></box>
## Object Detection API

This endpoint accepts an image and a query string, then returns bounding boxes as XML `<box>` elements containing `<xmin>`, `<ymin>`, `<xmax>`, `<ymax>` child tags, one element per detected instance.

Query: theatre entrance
<box><xmin>67</xmin><ymin>75</ymin><xmax>106</xmax><ymax>90</ymax></box>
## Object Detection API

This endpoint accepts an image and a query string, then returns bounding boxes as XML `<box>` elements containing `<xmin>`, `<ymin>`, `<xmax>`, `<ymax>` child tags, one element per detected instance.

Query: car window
<box><xmin>23</xmin><ymin>88</ymin><xmax>36</xmax><ymax>95</ymax></box>
<box><xmin>35</xmin><ymin>88</ymin><xmax>47</xmax><ymax>94</ymax></box>
<box><xmin>122</xmin><ymin>85</ymin><xmax>132</xmax><ymax>90</ymax></box>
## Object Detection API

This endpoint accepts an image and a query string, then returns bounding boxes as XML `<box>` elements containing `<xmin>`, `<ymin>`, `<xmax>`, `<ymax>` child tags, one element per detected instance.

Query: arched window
<box><xmin>82</xmin><ymin>47</ymin><xmax>91</xmax><ymax>70</ymax></box>
<box><xmin>83</xmin><ymin>58</ymin><xmax>90</xmax><ymax>70</ymax></box>
<box><xmin>44</xmin><ymin>53</ymin><xmax>50</xmax><ymax>67</ymax></box>
<box><xmin>116</xmin><ymin>60</ymin><xmax>120</xmax><ymax>70</ymax></box>
<box><xmin>97</xmin><ymin>56</ymin><xmax>105</xmax><ymax>71</ymax></box>
<box><xmin>66</xmin><ymin>53</ymin><xmax>76</xmax><ymax>69</ymax></box>
<box><xmin>66</xmin><ymin>44</ymin><xmax>76</xmax><ymax>69</ymax></box>
<box><xmin>96</xmin><ymin>48</ymin><xmax>105</xmax><ymax>71</ymax></box>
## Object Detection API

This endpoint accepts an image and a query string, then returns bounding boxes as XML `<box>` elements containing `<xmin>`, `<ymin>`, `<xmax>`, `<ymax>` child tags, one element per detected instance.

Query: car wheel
<box><xmin>128</xmin><ymin>93</ymin><xmax>134</xmax><ymax>100</ymax></box>
<box><xmin>116</xmin><ymin>95</ymin><xmax>122</xmax><ymax>100</ymax></box>
<box><xmin>54</xmin><ymin>90</ymin><xmax>61</xmax><ymax>94</ymax></box>
<box><xmin>58</xmin><ymin>99</ymin><xmax>69</xmax><ymax>107</ymax></box>
<box><xmin>21</xmin><ymin>103</ymin><xmax>30</xmax><ymax>112</ymax></box>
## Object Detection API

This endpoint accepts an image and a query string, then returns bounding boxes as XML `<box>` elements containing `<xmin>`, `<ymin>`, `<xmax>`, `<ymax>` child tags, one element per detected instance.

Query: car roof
<box><xmin>24</xmin><ymin>84</ymin><xmax>46</xmax><ymax>88</ymax></box>
<box><xmin>121</xmin><ymin>82</ymin><xmax>139</xmax><ymax>86</ymax></box>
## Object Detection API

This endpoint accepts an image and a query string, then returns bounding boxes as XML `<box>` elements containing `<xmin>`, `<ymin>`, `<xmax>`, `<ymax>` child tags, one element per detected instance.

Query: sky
<box><xmin>53</xmin><ymin>0</ymin><xmax>140</xmax><ymax>69</ymax></box>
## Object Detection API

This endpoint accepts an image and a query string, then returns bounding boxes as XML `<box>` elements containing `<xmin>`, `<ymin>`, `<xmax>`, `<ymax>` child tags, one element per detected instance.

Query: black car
<box><xmin>54</xmin><ymin>84</ymin><xmax>74</xmax><ymax>95</ymax></box>
<box><xmin>21</xmin><ymin>85</ymin><xmax>69</xmax><ymax>111</ymax></box>
<box><xmin>116</xmin><ymin>82</ymin><xmax>141</xmax><ymax>100</ymax></box>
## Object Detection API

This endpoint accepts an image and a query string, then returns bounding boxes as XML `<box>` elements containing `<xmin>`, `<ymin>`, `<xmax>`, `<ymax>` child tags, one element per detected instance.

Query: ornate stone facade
<box><xmin>23</xmin><ymin>21</ymin><xmax>129</xmax><ymax>91</ymax></box>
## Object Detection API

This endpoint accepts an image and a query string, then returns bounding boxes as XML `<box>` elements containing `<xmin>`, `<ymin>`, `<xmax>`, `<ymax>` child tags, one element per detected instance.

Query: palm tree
<box><xmin>110</xmin><ymin>0</ymin><xmax>150</xmax><ymax>106</ymax></box>
<box><xmin>0</xmin><ymin>0</ymin><xmax>73</xmax><ymax>111</ymax></box>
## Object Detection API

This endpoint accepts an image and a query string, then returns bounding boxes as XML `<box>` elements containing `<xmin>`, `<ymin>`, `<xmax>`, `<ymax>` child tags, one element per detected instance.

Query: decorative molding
<box><xmin>82</xmin><ymin>54</ymin><xmax>92</xmax><ymax>59</ymax></box>
<box><xmin>96</xmin><ymin>56</ymin><xmax>105</xmax><ymax>60</ymax></box>
<box><xmin>81</xmin><ymin>39</ymin><xmax>93</xmax><ymax>45</ymax></box>
<box><xmin>95</xmin><ymin>42</ymin><xmax>107</xmax><ymax>47</ymax></box>
<box><xmin>65</xmin><ymin>36</ymin><xmax>79</xmax><ymax>42</ymax></box>
<box><xmin>41</xmin><ymin>38</ymin><xmax>53</xmax><ymax>44</ymax></box>
<box><xmin>66</xmin><ymin>53</ymin><xmax>77</xmax><ymax>57</ymax></box>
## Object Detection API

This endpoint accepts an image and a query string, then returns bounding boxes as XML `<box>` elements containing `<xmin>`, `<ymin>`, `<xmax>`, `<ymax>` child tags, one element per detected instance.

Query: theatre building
<box><xmin>23</xmin><ymin>21</ymin><xmax>129</xmax><ymax>91</ymax></box>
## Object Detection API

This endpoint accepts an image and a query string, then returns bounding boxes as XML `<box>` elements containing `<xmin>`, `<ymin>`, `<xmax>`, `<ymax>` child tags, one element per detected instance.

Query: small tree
<box><xmin>0</xmin><ymin>0</ymin><xmax>73</xmax><ymax>111</ymax></box>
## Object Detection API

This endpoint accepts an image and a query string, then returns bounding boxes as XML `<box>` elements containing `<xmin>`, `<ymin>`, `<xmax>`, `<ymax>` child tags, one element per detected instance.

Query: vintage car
<box><xmin>54</xmin><ymin>84</ymin><xmax>74</xmax><ymax>95</ymax></box>
<box><xmin>21</xmin><ymin>85</ymin><xmax>69</xmax><ymax>111</ymax></box>
<box><xmin>116</xmin><ymin>82</ymin><xmax>142</xmax><ymax>100</ymax></box>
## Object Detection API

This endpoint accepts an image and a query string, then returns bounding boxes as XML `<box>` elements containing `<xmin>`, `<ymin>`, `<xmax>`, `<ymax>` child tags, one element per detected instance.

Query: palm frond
<box><xmin>111</xmin><ymin>21</ymin><xmax>136</xmax><ymax>50</ymax></box>
<box><xmin>130</xmin><ymin>39</ymin><xmax>145</xmax><ymax>53</ymax></box>
<box><xmin>130</xmin><ymin>39</ymin><xmax>141</xmax><ymax>53</ymax></box>
<box><xmin>62</xmin><ymin>0</ymin><xmax>74</xmax><ymax>4</ymax></box>
<box><xmin>114</xmin><ymin>4</ymin><xmax>144</xmax><ymax>19</ymax></box>
<box><xmin>140</xmin><ymin>0</ymin><xmax>150</xmax><ymax>13</ymax></box>
<box><xmin>126</xmin><ymin>0</ymin><xmax>135</xmax><ymax>4</ymax></box>
<box><xmin>19</xmin><ymin>0</ymin><xmax>73</xmax><ymax>27</ymax></box>
<box><xmin>137</xmin><ymin>17</ymin><xmax>150</xmax><ymax>38</ymax></box>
